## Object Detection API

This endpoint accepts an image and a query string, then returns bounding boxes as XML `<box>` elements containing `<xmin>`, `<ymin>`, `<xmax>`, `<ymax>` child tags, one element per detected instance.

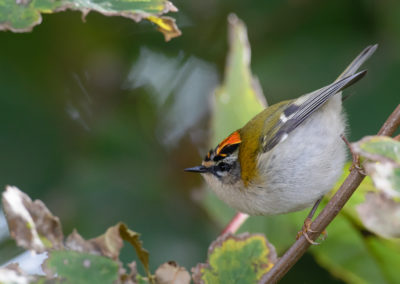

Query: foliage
<box><xmin>192</xmin><ymin>233</ymin><xmax>276</xmax><ymax>283</ymax></box>
<box><xmin>1</xmin><ymin>186</ymin><xmax>275</xmax><ymax>283</ymax></box>
<box><xmin>352</xmin><ymin>136</ymin><xmax>400</xmax><ymax>239</ymax></box>
<box><xmin>1</xmin><ymin>186</ymin><xmax>156</xmax><ymax>283</ymax></box>
<box><xmin>44</xmin><ymin>250</ymin><xmax>120</xmax><ymax>284</ymax></box>
<box><xmin>0</xmin><ymin>0</ymin><xmax>180</xmax><ymax>41</ymax></box>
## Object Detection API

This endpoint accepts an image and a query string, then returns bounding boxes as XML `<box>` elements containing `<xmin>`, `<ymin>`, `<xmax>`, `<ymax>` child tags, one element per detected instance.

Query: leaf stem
<box><xmin>221</xmin><ymin>212</ymin><xmax>249</xmax><ymax>235</ymax></box>
<box><xmin>260</xmin><ymin>104</ymin><xmax>400</xmax><ymax>284</ymax></box>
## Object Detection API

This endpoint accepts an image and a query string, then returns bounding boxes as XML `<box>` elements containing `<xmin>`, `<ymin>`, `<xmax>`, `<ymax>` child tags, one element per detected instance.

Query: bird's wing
<box><xmin>262</xmin><ymin>71</ymin><xmax>366</xmax><ymax>152</ymax></box>
<box><xmin>261</xmin><ymin>44</ymin><xmax>377</xmax><ymax>153</ymax></box>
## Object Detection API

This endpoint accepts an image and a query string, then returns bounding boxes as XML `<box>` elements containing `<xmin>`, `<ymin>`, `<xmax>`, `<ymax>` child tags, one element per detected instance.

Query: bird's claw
<box><xmin>349</xmin><ymin>159</ymin><xmax>366</xmax><ymax>175</ymax></box>
<box><xmin>340</xmin><ymin>134</ymin><xmax>366</xmax><ymax>175</ymax></box>
<box><xmin>296</xmin><ymin>217</ymin><xmax>320</xmax><ymax>245</ymax></box>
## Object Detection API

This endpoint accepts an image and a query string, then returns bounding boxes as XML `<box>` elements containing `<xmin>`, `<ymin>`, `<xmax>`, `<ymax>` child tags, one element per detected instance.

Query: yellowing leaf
<box><xmin>192</xmin><ymin>233</ymin><xmax>276</xmax><ymax>284</ymax></box>
<box><xmin>147</xmin><ymin>15</ymin><xmax>181</xmax><ymax>41</ymax></box>
<box><xmin>0</xmin><ymin>0</ymin><xmax>181</xmax><ymax>41</ymax></box>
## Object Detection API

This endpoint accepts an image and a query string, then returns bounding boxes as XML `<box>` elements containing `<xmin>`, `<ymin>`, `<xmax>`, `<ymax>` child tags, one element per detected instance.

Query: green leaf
<box><xmin>366</xmin><ymin>237</ymin><xmax>400</xmax><ymax>284</ymax></box>
<box><xmin>192</xmin><ymin>233</ymin><xmax>276</xmax><ymax>283</ymax></box>
<box><xmin>211</xmin><ymin>13</ymin><xmax>266</xmax><ymax>146</ymax></box>
<box><xmin>44</xmin><ymin>250</ymin><xmax>119</xmax><ymax>284</ymax></box>
<box><xmin>0</xmin><ymin>0</ymin><xmax>181</xmax><ymax>41</ymax></box>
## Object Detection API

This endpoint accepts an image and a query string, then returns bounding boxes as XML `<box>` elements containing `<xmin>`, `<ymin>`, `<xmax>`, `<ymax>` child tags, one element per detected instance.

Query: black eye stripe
<box><xmin>213</xmin><ymin>155</ymin><xmax>224</xmax><ymax>162</ymax></box>
<box><xmin>219</xmin><ymin>144</ymin><xmax>239</xmax><ymax>155</ymax></box>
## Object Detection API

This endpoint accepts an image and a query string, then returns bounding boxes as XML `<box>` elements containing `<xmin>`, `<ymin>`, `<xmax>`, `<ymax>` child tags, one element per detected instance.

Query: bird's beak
<box><xmin>184</xmin><ymin>165</ymin><xmax>209</xmax><ymax>173</ymax></box>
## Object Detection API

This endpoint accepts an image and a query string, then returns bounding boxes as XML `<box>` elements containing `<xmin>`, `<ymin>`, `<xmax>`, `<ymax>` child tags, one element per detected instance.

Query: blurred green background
<box><xmin>0</xmin><ymin>0</ymin><xmax>399</xmax><ymax>283</ymax></box>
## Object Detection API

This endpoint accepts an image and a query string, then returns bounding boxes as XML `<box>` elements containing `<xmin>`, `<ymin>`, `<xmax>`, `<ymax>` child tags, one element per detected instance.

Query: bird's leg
<box><xmin>340</xmin><ymin>134</ymin><xmax>366</xmax><ymax>175</ymax></box>
<box><xmin>296</xmin><ymin>198</ymin><xmax>324</xmax><ymax>245</ymax></box>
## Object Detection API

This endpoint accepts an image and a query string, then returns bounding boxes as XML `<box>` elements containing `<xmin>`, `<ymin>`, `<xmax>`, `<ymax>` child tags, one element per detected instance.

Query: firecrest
<box><xmin>185</xmin><ymin>45</ymin><xmax>377</xmax><ymax>216</ymax></box>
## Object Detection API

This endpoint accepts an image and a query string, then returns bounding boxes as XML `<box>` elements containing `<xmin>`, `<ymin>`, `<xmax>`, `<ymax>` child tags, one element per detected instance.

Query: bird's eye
<box><xmin>218</xmin><ymin>162</ymin><xmax>231</xmax><ymax>172</ymax></box>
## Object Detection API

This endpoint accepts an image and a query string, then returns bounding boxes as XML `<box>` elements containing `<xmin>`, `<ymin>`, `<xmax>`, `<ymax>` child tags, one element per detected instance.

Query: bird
<box><xmin>185</xmin><ymin>45</ymin><xmax>377</xmax><ymax>233</ymax></box>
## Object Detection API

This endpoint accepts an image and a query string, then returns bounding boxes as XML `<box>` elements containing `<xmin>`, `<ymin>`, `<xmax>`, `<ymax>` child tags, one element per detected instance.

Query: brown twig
<box><xmin>261</xmin><ymin>104</ymin><xmax>400</xmax><ymax>284</ymax></box>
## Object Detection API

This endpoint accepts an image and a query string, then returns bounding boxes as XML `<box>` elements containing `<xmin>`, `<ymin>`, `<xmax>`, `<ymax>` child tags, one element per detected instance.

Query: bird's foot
<box><xmin>296</xmin><ymin>217</ymin><xmax>320</xmax><ymax>245</ymax></box>
<box><xmin>340</xmin><ymin>134</ymin><xmax>366</xmax><ymax>175</ymax></box>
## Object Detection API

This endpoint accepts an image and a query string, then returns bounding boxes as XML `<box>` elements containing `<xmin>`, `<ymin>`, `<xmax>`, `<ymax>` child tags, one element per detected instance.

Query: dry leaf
<box><xmin>1</xmin><ymin>185</ymin><xmax>64</xmax><ymax>252</ymax></box>
<box><xmin>155</xmin><ymin>261</ymin><xmax>190</xmax><ymax>284</ymax></box>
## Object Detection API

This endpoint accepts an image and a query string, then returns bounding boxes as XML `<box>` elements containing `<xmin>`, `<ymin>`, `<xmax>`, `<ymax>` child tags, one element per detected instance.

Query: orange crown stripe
<box><xmin>216</xmin><ymin>131</ymin><xmax>241</xmax><ymax>154</ymax></box>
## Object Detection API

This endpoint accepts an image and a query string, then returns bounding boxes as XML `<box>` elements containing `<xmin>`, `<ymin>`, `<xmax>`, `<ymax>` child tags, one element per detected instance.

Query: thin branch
<box><xmin>261</xmin><ymin>104</ymin><xmax>400</xmax><ymax>284</ymax></box>
<box><xmin>378</xmin><ymin>104</ymin><xmax>400</xmax><ymax>135</ymax></box>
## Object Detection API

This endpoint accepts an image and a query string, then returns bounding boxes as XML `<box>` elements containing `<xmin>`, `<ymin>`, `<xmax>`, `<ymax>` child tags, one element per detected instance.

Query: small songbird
<box><xmin>185</xmin><ymin>45</ymin><xmax>377</xmax><ymax>218</ymax></box>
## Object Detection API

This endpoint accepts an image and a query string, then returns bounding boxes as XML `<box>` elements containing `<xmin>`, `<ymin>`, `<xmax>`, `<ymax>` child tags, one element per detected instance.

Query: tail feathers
<box><xmin>336</xmin><ymin>44</ymin><xmax>378</xmax><ymax>82</ymax></box>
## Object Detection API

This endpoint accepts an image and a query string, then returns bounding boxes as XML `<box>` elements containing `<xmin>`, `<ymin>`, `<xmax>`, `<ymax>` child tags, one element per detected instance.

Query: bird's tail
<box><xmin>336</xmin><ymin>44</ymin><xmax>378</xmax><ymax>82</ymax></box>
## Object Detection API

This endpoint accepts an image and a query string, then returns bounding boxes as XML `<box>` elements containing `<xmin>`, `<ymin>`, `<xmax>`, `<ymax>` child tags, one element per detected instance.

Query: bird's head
<box><xmin>185</xmin><ymin>131</ymin><xmax>242</xmax><ymax>185</ymax></box>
